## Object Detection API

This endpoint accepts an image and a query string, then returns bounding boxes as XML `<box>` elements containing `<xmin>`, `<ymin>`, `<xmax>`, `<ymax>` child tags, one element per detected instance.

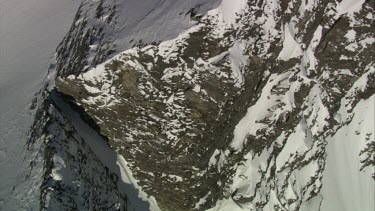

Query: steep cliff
<box><xmin>27</xmin><ymin>0</ymin><xmax>374</xmax><ymax>210</ymax></box>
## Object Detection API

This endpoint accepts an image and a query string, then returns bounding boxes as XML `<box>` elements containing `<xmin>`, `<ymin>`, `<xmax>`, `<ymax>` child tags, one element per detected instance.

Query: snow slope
<box><xmin>55</xmin><ymin>0</ymin><xmax>222</xmax><ymax>76</ymax></box>
<box><xmin>0</xmin><ymin>0</ymin><xmax>81</xmax><ymax>209</ymax></box>
<box><xmin>320</xmin><ymin>95</ymin><xmax>375</xmax><ymax>211</ymax></box>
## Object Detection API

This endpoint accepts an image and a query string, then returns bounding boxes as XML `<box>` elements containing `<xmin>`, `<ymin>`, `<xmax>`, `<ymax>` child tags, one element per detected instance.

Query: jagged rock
<box><xmin>27</xmin><ymin>0</ymin><xmax>375</xmax><ymax>210</ymax></box>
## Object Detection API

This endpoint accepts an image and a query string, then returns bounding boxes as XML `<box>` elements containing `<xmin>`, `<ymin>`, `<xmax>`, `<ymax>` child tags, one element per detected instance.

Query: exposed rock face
<box><xmin>27</xmin><ymin>88</ymin><xmax>160</xmax><ymax>210</ymax></box>
<box><xmin>27</xmin><ymin>90</ymin><xmax>131</xmax><ymax>210</ymax></box>
<box><xmin>29</xmin><ymin>0</ymin><xmax>374</xmax><ymax>210</ymax></box>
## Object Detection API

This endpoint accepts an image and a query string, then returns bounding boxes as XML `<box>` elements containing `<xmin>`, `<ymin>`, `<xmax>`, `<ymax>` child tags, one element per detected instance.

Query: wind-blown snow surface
<box><xmin>0</xmin><ymin>0</ymin><xmax>81</xmax><ymax>209</ymax></box>
<box><xmin>112</xmin><ymin>0</ymin><xmax>221</xmax><ymax>46</ymax></box>
<box><xmin>320</xmin><ymin>95</ymin><xmax>375</xmax><ymax>211</ymax></box>
<box><xmin>55</xmin><ymin>0</ymin><xmax>222</xmax><ymax>76</ymax></box>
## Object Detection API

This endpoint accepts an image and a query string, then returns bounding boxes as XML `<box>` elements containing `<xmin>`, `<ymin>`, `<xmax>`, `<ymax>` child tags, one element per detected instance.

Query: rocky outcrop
<box><xmin>29</xmin><ymin>0</ymin><xmax>375</xmax><ymax>210</ymax></box>
<box><xmin>27</xmin><ymin>90</ymin><xmax>129</xmax><ymax>210</ymax></box>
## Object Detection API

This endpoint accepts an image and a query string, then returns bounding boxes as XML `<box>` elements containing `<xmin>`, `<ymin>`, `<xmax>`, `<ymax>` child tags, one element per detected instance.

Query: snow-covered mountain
<box><xmin>4</xmin><ymin>0</ymin><xmax>374</xmax><ymax>210</ymax></box>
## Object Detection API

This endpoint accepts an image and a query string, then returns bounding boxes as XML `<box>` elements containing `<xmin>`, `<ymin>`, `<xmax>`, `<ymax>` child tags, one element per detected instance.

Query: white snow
<box><xmin>231</xmin><ymin>71</ymin><xmax>293</xmax><ymax>150</ymax></box>
<box><xmin>209</xmin><ymin>149</ymin><xmax>221</xmax><ymax>166</ymax></box>
<box><xmin>193</xmin><ymin>84</ymin><xmax>202</xmax><ymax>93</ymax></box>
<box><xmin>1</xmin><ymin>0</ymin><xmax>371</xmax><ymax>210</ymax></box>
<box><xmin>207</xmin><ymin>198</ymin><xmax>245</xmax><ymax>211</ymax></box>
<box><xmin>111</xmin><ymin>0</ymin><xmax>221</xmax><ymax>55</ymax></box>
<box><xmin>320</xmin><ymin>95</ymin><xmax>375</xmax><ymax>211</ymax></box>
<box><xmin>298</xmin><ymin>0</ymin><xmax>318</xmax><ymax>15</ymax></box>
<box><xmin>302</xmin><ymin>25</ymin><xmax>322</xmax><ymax>73</ymax></box>
<box><xmin>80</xmin><ymin>61</ymin><xmax>115</xmax><ymax>83</ymax></box>
<box><xmin>276</xmin><ymin>120</ymin><xmax>314</xmax><ymax>170</ymax></box>
<box><xmin>228</xmin><ymin>41</ymin><xmax>247</xmax><ymax>87</ymax></box>
<box><xmin>217</xmin><ymin>0</ymin><xmax>248</xmax><ymax>25</ymax></box>
<box><xmin>366</xmin><ymin>12</ymin><xmax>373</xmax><ymax>19</ymax></box>
<box><xmin>167</xmin><ymin>174</ymin><xmax>184</xmax><ymax>182</ymax></box>
<box><xmin>359</xmin><ymin>37</ymin><xmax>375</xmax><ymax>48</ymax></box>
<box><xmin>117</xmin><ymin>156</ymin><xmax>161</xmax><ymax>211</ymax></box>
<box><xmin>0</xmin><ymin>0</ymin><xmax>82</xmax><ymax>209</ymax></box>
<box><xmin>194</xmin><ymin>191</ymin><xmax>211</xmax><ymax>209</ymax></box>
<box><xmin>345</xmin><ymin>29</ymin><xmax>357</xmax><ymax>42</ymax></box>
<box><xmin>83</xmin><ymin>84</ymin><xmax>102</xmax><ymax>94</ymax></box>
<box><xmin>277</xmin><ymin>23</ymin><xmax>303</xmax><ymax>61</ymax></box>
<box><xmin>338</xmin><ymin>0</ymin><xmax>366</xmax><ymax>15</ymax></box>
<box><xmin>51</xmin><ymin>155</ymin><xmax>65</xmax><ymax>181</ymax></box>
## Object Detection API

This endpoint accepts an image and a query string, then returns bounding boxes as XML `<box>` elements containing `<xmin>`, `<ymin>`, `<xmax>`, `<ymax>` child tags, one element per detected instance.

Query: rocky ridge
<box><xmin>28</xmin><ymin>0</ymin><xmax>374</xmax><ymax>210</ymax></box>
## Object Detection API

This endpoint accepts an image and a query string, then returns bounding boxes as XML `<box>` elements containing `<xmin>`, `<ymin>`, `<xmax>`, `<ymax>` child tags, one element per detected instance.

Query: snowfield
<box><xmin>0</xmin><ymin>0</ymin><xmax>81</xmax><ymax>209</ymax></box>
